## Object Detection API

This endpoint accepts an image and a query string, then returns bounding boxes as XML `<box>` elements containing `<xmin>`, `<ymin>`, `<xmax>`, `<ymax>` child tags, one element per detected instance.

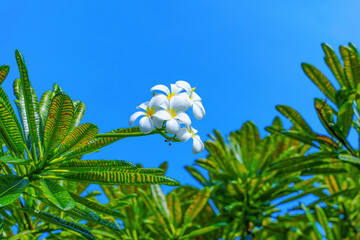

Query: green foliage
<box><xmin>0</xmin><ymin>51</ymin><xmax>180</xmax><ymax>239</ymax></box>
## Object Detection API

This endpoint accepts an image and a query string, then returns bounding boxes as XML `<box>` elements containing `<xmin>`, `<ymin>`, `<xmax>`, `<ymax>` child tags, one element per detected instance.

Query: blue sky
<box><xmin>2</xmin><ymin>1</ymin><xmax>360</xmax><ymax>200</ymax></box>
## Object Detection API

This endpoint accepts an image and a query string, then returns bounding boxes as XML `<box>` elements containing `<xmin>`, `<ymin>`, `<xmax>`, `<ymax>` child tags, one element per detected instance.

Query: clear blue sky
<box><xmin>1</xmin><ymin>1</ymin><xmax>360</xmax><ymax>201</ymax></box>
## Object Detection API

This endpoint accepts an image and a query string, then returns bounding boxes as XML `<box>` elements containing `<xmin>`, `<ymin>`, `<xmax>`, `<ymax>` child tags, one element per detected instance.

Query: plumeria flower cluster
<box><xmin>129</xmin><ymin>80</ymin><xmax>205</xmax><ymax>154</ymax></box>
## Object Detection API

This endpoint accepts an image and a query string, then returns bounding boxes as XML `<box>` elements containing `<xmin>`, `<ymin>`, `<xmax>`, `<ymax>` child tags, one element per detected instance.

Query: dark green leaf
<box><xmin>0</xmin><ymin>174</ymin><xmax>29</xmax><ymax>207</ymax></box>
<box><xmin>21</xmin><ymin>208</ymin><xmax>94</xmax><ymax>240</ymax></box>
<box><xmin>40</xmin><ymin>178</ymin><xmax>75</xmax><ymax>211</ymax></box>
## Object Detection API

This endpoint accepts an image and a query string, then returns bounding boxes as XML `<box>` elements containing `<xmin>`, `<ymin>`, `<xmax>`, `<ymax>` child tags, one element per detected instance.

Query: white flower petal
<box><xmin>193</xmin><ymin>102</ymin><xmax>205</xmax><ymax>120</ymax></box>
<box><xmin>150</xmin><ymin>84</ymin><xmax>170</xmax><ymax>95</ymax></box>
<box><xmin>170</xmin><ymin>84</ymin><xmax>182</xmax><ymax>94</ymax></box>
<box><xmin>175</xmin><ymin>80</ymin><xmax>192</xmax><ymax>95</ymax></box>
<box><xmin>153</xmin><ymin>117</ymin><xmax>164</xmax><ymax>129</ymax></box>
<box><xmin>174</xmin><ymin>112</ymin><xmax>191</xmax><ymax>126</ymax></box>
<box><xmin>139</xmin><ymin>116</ymin><xmax>154</xmax><ymax>134</ymax></box>
<box><xmin>170</xmin><ymin>95</ymin><xmax>191</xmax><ymax>112</ymax></box>
<box><xmin>176</xmin><ymin>127</ymin><xmax>192</xmax><ymax>142</ymax></box>
<box><xmin>189</xmin><ymin>126</ymin><xmax>198</xmax><ymax>134</ymax></box>
<box><xmin>129</xmin><ymin>111</ymin><xmax>146</xmax><ymax>126</ymax></box>
<box><xmin>191</xmin><ymin>92</ymin><xmax>202</xmax><ymax>101</ymax></box>
<box><xmin>149</xmin><ymin>94</ymin><xmax>168</xmax><ymax>109</ymax></box>
<box><xmin>166</xmin><ymin>119</ymin><xmax>180</xmax><ymax>134</ymax></box>
<box><xmin>136</xmin><ymin>101</ymin><xmax>149</xmax><ymax>111</ymax></box>
<box><xmin>192</xmin><ymin>135</ymin><xmax>204</xmax><ymax>154</ymax></box>
<box><xmin>153</xmin><ymin>109</ymin><xmax>172</xmax><ymax>121</ymax></box>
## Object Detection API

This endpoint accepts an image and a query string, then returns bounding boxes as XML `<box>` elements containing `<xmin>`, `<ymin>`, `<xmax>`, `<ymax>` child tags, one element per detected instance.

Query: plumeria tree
<box><xmin>0</xmin><ymin>51</ymin><xmax>205</xmax><ymax>239</ymax></box>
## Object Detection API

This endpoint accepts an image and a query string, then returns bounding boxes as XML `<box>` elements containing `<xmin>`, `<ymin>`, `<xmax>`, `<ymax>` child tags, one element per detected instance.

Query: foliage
<box><xmin>0</xmin><ymin>50</ymin><xmax>181</xmax><ymax>239</ymax></box>
<box><xmin>3</xmin><ymin>43</ymin><xmax>360</xmax><ymax>240</ymax></box>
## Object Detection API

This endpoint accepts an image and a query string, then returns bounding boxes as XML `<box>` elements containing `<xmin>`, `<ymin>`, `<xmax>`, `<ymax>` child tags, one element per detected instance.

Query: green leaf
<box><xmin>301</xmin><ymin>203</ymin><xmax>322</xmax><ymax>240</ymax></box>
<box><xmin>70</xmin><ymin>192</ymin><xmax>125</xmax><ymax>219</ymax></box>
<box><xmin>338</xmin><ymin>154</ymin><xmax>360</xmax><ymax>165</ymax></box>
<box><xmin>276</xmin><ymin>105</ymin><xmax>314</xmax><ymax>135</ymax></box>
<box><xmin>322</xmin><ymin>43</ymin><xmax>346</xmax><ymax>89</ymax></box>
<box><xmin>0</xmin><ymin>174</ymin><xmax>29</xmax><ymax>207</ymax></box>
<box><xmin>70</xmin><ymin>101</ymin><xmax>85</xmax><ymax>131</ymax></box>
<box><xmin>339</xmin><ymin>46</ymin><xmax>355</xmax><ymax>89</ymax></box>
<box><xmin>315</xmin><ymin>205</ymin><xmax>335</xmax><ymax>240</ymax></box>
<box><xmin>302</xmin><ymin>63</ymin><xmax>337</xmax><ymax>104</ymax></box>
<box><xmin>70</xmin><ymin>203</ymin><xmax>120</xmax><ymax>232</ymax></box>
<box><xmin>337</xmin><ymin>102</ymin><xmax>353</xmax><ymax>137</ymax></box>
<box><xmin>14</xmin><ymin>80</ymin><xmax>29</xmax><ymax>141</ymax></box>
<box><xmin>0</xmin><ymin>65</ymin><xmax>9</xmax><ymax>85</ymax></box>
<box><xmin>314</xmin><ymin>98</ymin><xmax>336</xmax><ymax>137</ymax></box>
<box><xmin>184</xmin><ymin>187</ymin><xmax>213</xmax><ymax>224</ymax></box>
<box><xmin>0</xmin><ymin>216</ymin><xmax>3</xmax><ymax>240</ymax></box>
<box><xmin>230</xmin><ymin>121</ymin><xmax>260</xmax><ymax>167</ymax></box>
<box><xmin>40</xmin><ymin>178</ymin><xmax>75</xmax><ymax>211</ymax></box>
<box><xmin>21</xmin><ymin>208</ymin><xmax>94</xmax><ymax>240</ymax></box>
<box><xmin>60</xmin><ymin>127</ymin><xmax>129</xmax><ymax>159</ymax></box>
<box><xmin>166</xmin><ymin>191</ymin><xmax>182</xmax><ymax>225</ymax></box>
<box><xmin>58</xmin><ymin>159</ymin><xmax>136</xmax><ymax>169</ymax></box>
<box><xmin>0</xmin><ymin>156</ymin><xmax>31</xmax><ymax>165</ymax></box>
<box><xmin>43</xmin><ymin>93</ymin><xmax>74</xmax><ymax>157</ymax></box>
<box><xmin>348</xmin><ymin>44</ymin><xmax>360</xmax><ymax>87</ymax></box>
<box><xmin>0</xmin><ymin>97</ymin><xmax>24</xmax><ymax>153</ymax></box>
<box><xmin>46</xmin><ymin>169</ymin><xmax>180</xmax><ymax>186</ymax></box>
<box><xmin>15</xmin><ymin>50</ymin><xmax>41</xmax><ymax>148</ymax></box>
<box><xmin>185</xmin><ymin>166</ymin><xmax>207</xmax><ymax>184</ymax></box>
<box><xmin>39</xmin><ymin>90</ymin><xmax>53</xmax><ymax>125</ymax></box>
<box><xmin>179</xmin><ymin>223</ymin><xmax>226</xmax><ymax>239</ymax></box>
<box><xmin>55</xmin><ymin>123</ymin><xmax>99</xmax><ymax>156</ymax></box>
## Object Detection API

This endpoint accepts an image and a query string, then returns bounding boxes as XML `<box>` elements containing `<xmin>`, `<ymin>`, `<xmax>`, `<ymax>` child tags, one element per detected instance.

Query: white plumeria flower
<box><xmin>153</xmin><ymin>98</ymin><xmax>191</xmax><ymax>135</ymax></box>
<box><xmin>150</xmin><ymin>83</ymin><xmax>191</xmax><ymax>111</ymax></box>
<box><xmin>177</xmin><ymin>126</ymin><xmax>204</xmax><ymax>154</ymax></box>
<box><xmin>129</xmin><ymin>95</ymin><xmax>165</xmax><ymax>134</ymax></box>
<box><xmin>175</xmin><ymin>80</ymin><xmax>205</xmax><ymax>120</ymax></box>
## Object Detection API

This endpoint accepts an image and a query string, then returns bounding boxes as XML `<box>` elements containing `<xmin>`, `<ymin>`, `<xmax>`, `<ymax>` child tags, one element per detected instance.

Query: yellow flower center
<box><xmin>169</xmin><ymin>109</ymin><xmax>177</xmax><ymax>118</ymax></box>
<box><xmin>147</xmin><ymin>107</ymin><xmax>155</xmax><ymax>116</ymax></box>
<box><xmin>167</xmin><ymin>92</ymin><xmax>175</xmax><ymax>100</ymax></box>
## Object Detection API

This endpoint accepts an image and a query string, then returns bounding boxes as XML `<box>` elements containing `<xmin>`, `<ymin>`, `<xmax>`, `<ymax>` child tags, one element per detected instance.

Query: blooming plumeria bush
<box><xmin>129</xmin><ymin>80</ymin><xmax>205</xmax><ymax>153</ymax></box>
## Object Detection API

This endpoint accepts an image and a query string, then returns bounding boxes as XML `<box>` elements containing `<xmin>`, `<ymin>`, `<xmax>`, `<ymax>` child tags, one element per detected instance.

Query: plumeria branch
<box><xmin>96</xmin><ymin>129</ymin><xmax>181</xmax><ymax>142</ymax></box>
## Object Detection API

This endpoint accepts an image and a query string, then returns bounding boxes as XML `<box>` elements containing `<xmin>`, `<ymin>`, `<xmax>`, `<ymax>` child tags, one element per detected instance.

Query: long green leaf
<box><xmin>339</xmin><ymin>46</ymin><xmax>355</xmax><ymax>89</ymax></box>
<box><xmin>302</xmin><ymin>63</ymin><xmax>337</xmax><ymax>103</ymax></box>
<box><xmin>0</xmin><ymin>174</ymin><xmax>29</xmax><ymax>207</ymax></box>
<box><xmin>21</xmin><ymin>208</ymin><xmax>94</xmax><ymax>240</ymax></box>
<box><xmin>40</xmin><ymin>178</ymin><xmax>75</xmax><ymax>211</ymax></box>
<box><xmin>46</xmin><ymin>170</ymin><xmax>180</xmax><ymax>186</ymax></box>
<box><xmin>184</xmin><ymin>187</ymin><xmax>213</xmax><ymax>224</ymax></box>
<box><xmin>322</xmin><ymin>43</ymin><xmax>345</xmax><ymax>88</ymax></box>
<box><xmin>0</xmin><ymin>65</ymin><xmax>9</xmax><ymax>85</ymax></box>
<box><xmin>60</xmin><ymin>128</ymin><xmax>127</xmax><ymax>159</ymax></box>
<box><xmin>55</xmin><ymin>123</ymin><xmax>99</xmax><ymax>156</ymax></box>
<box><xmin>315</xmin><ymin>205</ymin><xmax>335</xmax><ymax>240</ymax></box>
<box><xmin>70</xmin><ymin>101</ymin><xmax>85</xmax><ymax>131</ymax></box>
<box><xmin>166</xmin><ymin>191</ymin><xmax>182</xmax><ymax>225</ymax></box>
<box><xmin>230</xmin><ymin>121</ymin><xmax>260</xmax><ymax>167</ymax></box>
<box><xmin>15</xmin><ymin>50</ymin><xmax>41</xmax><ymax>148</ymax></box>
<box><xmin>70</xmin><ymin>203</ymin><xmax>120</xmax><ymax>232</ymax></box>
<box><xmin>39</xmin><ymin>90</ymin><xmax>53</xmax><ymax>124</ymax></box>
<box><xmin>314</xmin><ymin>98</ymin><xmax>336</xmax><ymax>138</ymax></box>
<box><xmin>348</xmin><ymin>44</ymin><xmax>360</xmax><ymax>87</ymax></box>
<box><xmin>43</xmin><ymin>93</ymin><xmax>74</xmax><ymax>156</ymax></box>
<box><xmin>276</xmin><ymin>105</ymin><xmax>314</xmax><ymax>135</ymax></box>
<box><xmin>58</xmin><ymin>159</ymin><xmax>136</xmax><ymax>169</ymax></box>
<box><xmin>337</xmin><ymin>102</ymin><xmax>353</xmax><ymax>137</ymax></box>
<box><xmin>179</xmin><ymin>223</ymin><xmax>226</xmax><ymax>239</ymax></box>
<box><xmin>0</xmin><ymin>216</ymin><xmax>3</xmax><ymax>240</ymax></box>
<box><xmin>0</xmin><ymin>97</ymin><xmax>24</xmax><ymax>153</ymax></box>
<box><xmin>301</xmin><ymin>203</ymin><xmax>322</xmax><ymax>240</ymax></box>
<box><xmin>0</xmin><ymin>156</ymin><xmax>31</xmax><ymax>165</ymax></box>
<box><xmin>70</xmin><ymin>192</ymin><xmax>125</xmax><ymax>219</ymax></box>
